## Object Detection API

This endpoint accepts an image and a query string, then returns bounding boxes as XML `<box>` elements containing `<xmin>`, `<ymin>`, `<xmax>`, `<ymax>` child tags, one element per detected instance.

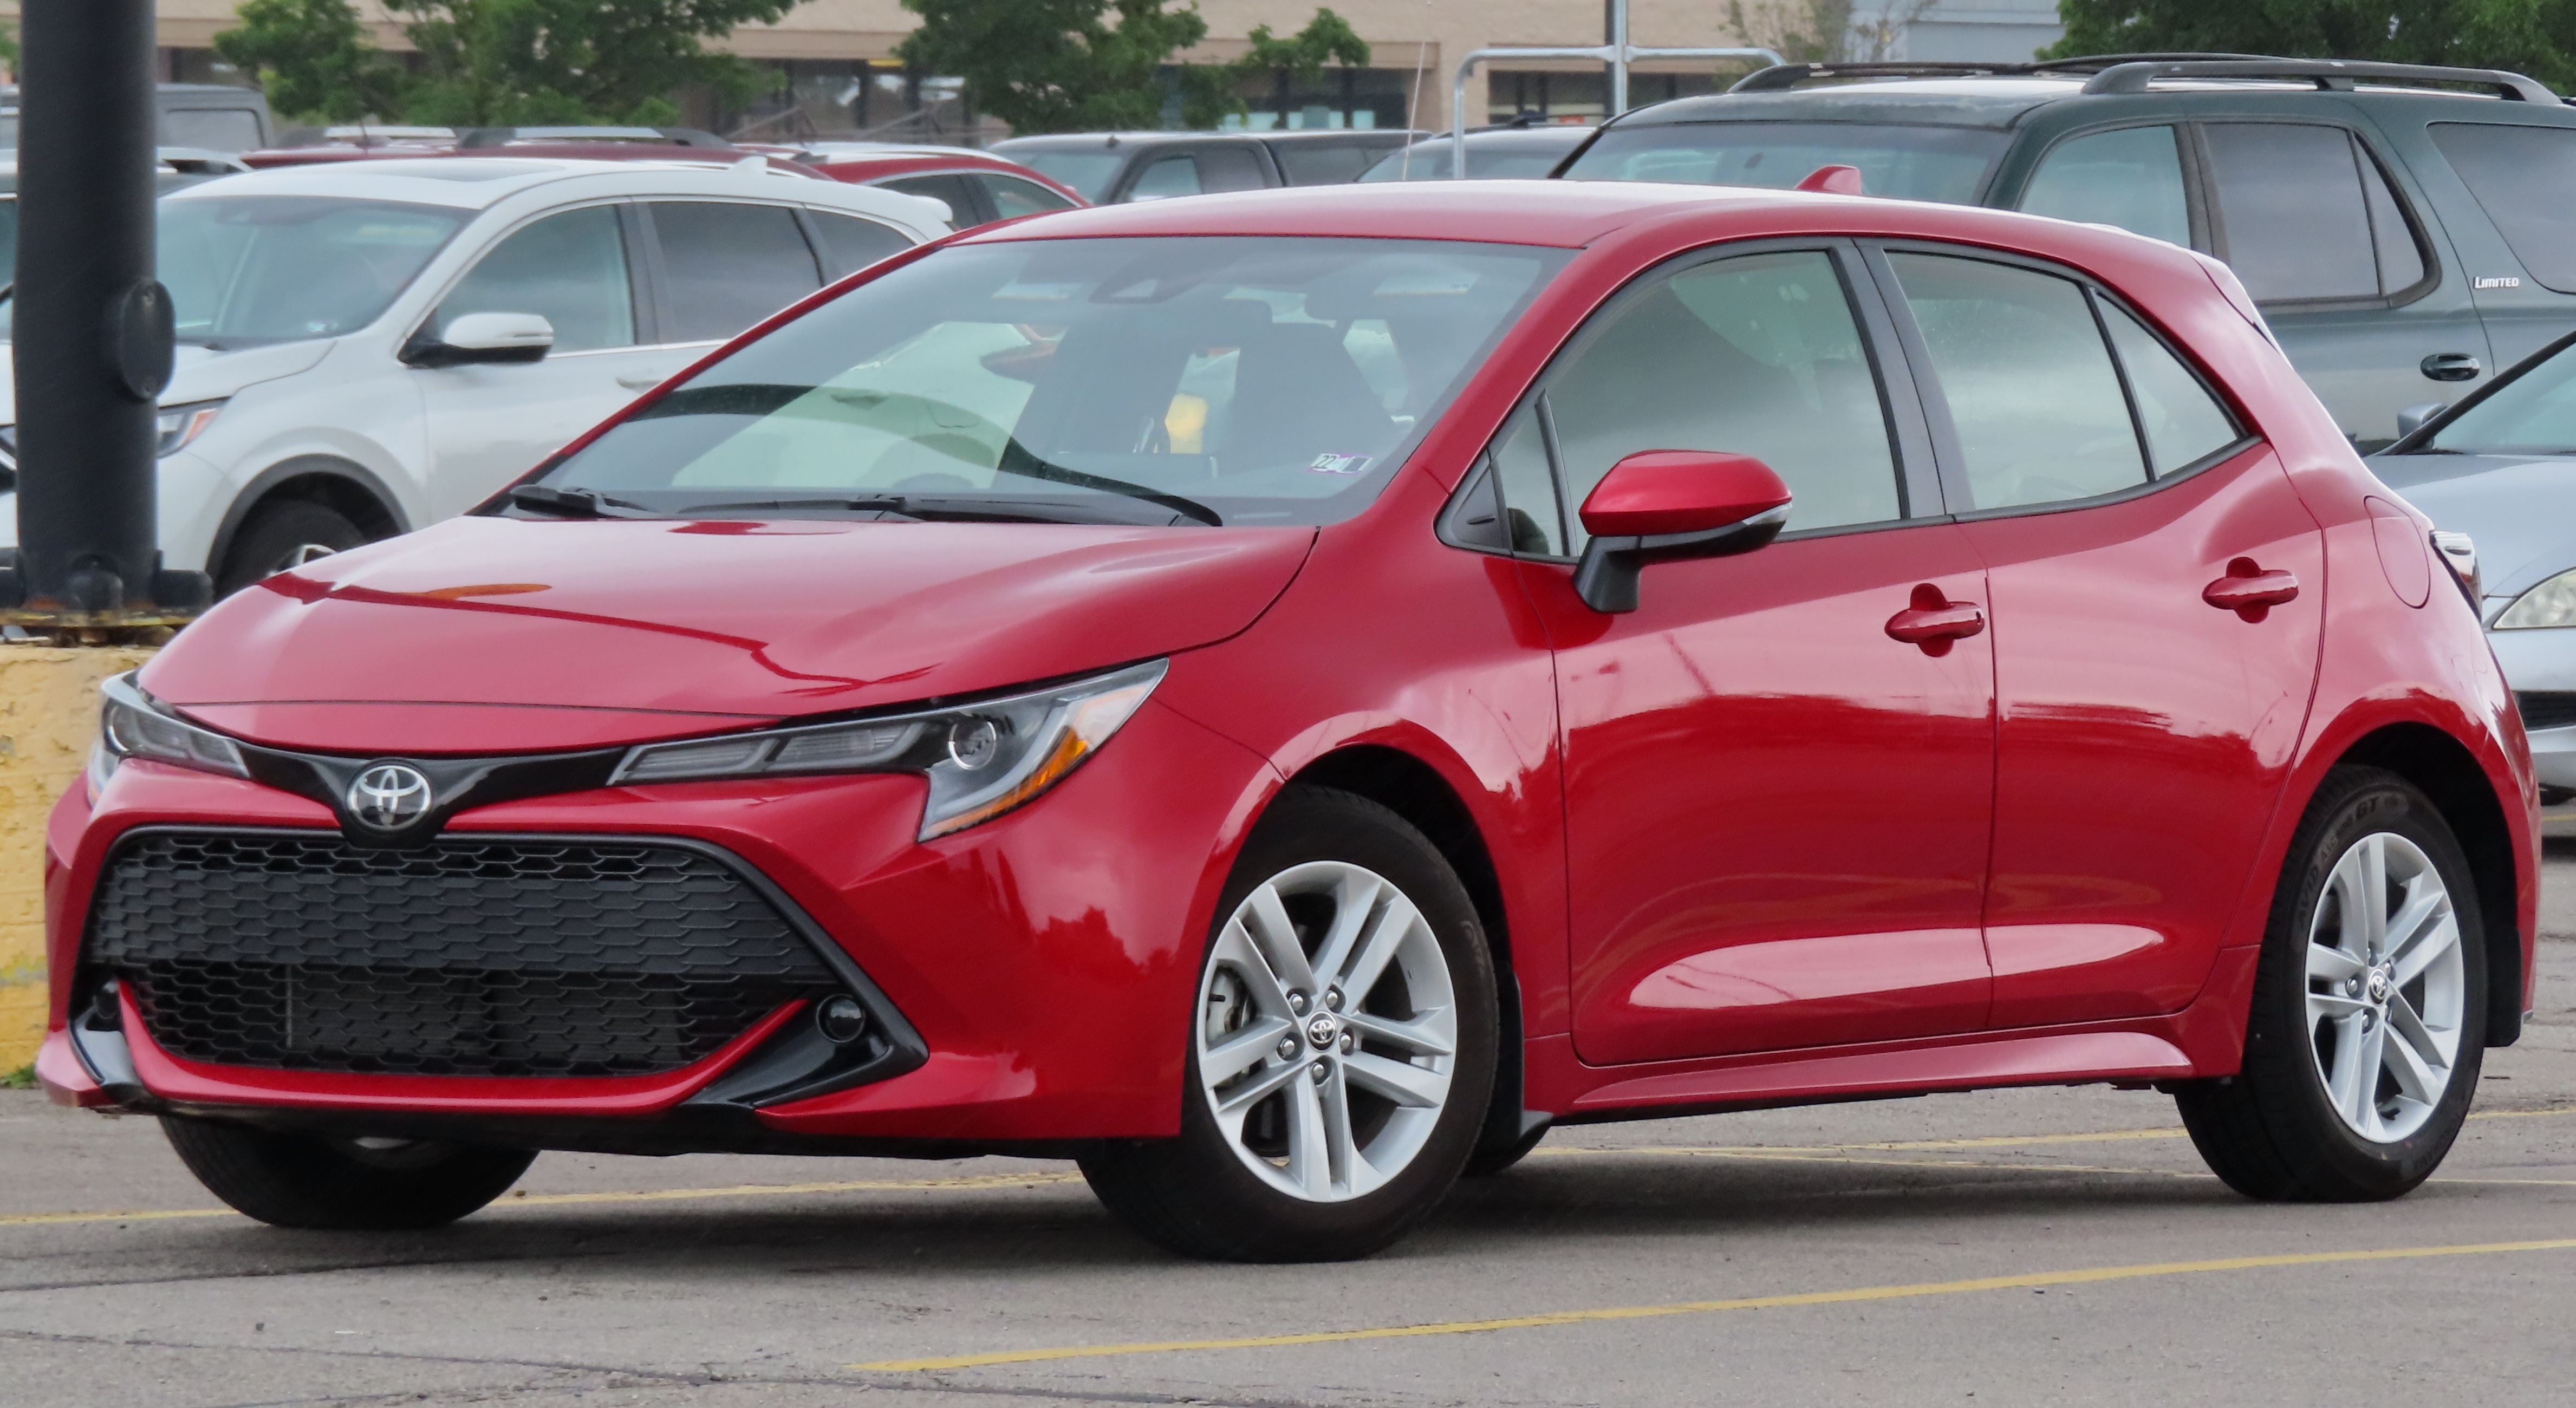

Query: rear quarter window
<box><xmin>2429</xmin><ymin>122</ymin><xmax>2576</xmax><ymax>293</ymax></box>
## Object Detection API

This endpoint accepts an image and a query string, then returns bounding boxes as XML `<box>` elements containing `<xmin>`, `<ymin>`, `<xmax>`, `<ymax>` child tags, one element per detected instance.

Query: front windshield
<box><xmin>156</xmin><ymin>195</ymin><xmax>466</xmax><ymax>347</ymax></box>
<box><xmin>1005</xmin><ymin>149</ymin><xmax>1126</xmax><ymax>202</ymax></box>
<box><xmin>2425</xmin><ymin>341</ymin><xmax>2576</xmax><ymax>454</ymax></box>
<box><xmin>536</xmin><ymin>235</ymin><xmax>1565</xmax><ymax>527</ymax></box>
<box><xmin>1562</xmin><ymin>121</ymin><xmax>2009</xmax><ymax>203</ymax></box>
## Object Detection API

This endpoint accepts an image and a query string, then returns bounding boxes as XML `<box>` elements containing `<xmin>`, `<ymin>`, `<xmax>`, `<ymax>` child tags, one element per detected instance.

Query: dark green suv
<box><xmin>1558</xmin><ymin>56</ymin><xmax>2576</xmax><ymax>447</ymax></box>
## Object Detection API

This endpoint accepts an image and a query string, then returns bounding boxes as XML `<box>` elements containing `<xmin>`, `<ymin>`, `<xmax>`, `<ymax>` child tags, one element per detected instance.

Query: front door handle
<box><xmin>1885</xmin><ymin>583</ymin><xmax>1985</xmax><ymax>655</ymax></box>
<box><xmin>616</xmin><ymin>373</ymin><xmax>664</xmax><ymax>390</ymax></box>
<box><xmin>2204</xmin><ymin>559</ymin><xmax>2300</xmax><ymax>619</ymax></box>
<box><xmin>2421</xmin><ymin>352</ymin><xmax>2482</xmax><ymax>382</ymax></box>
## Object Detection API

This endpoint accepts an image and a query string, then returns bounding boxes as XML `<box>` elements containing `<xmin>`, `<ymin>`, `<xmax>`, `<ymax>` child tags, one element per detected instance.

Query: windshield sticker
<box><xmin>1308</xmin><ymin>453</ymin><xmax>1373</xmax><ymax>476</ymax></box>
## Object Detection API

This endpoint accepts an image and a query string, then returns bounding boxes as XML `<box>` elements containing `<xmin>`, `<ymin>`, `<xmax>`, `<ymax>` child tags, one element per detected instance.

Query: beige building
<box><xmin>6</xmin><ymin>2</ymin><xmax>2059</xmax><ymax>140</ymax></box>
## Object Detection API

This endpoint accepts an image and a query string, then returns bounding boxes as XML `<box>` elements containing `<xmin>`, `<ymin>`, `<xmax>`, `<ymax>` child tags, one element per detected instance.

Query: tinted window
<box><xmin>1005</xmin><ymin>148</ymin><xmax>1124</xmax><ymax>202</ymax></box>
<box><xmin>160</xmin><ymin>195</ymin><xmax>464</xmax><ymax>347</ymax></box>
<box><xmin>2204</xmin><ymin>124</ymin><xmax>2419</xmax><ymax>302</ymax></box>
<box><xmin>1547</xmin><ymin>249</ymin><xmax>1900</xmax><ymax>546</ymax></box>
<box><xmin>437</xmin><ymin>204</ymin><xmax>633</xmax><ymax>352</ymax></box>
<box><xmin>650</xmin><ymin>201</ymin><xmax>823</xmax><ymax>343</ymax></box>
<box><xmin>1276</xmin><ymin>142</ymin><xmax>1371</xmax><ymax>186</ymax></box>
<box><xmin>541</xmin><ymin>237</ymin><xmax>1564</xmax><ymax>529</ymax></box>
<box><xmin>2019</xmin><ymin>126</ymin><xmax>2189</xmax><ymax>247</ymax></box>
<box><xmin>978</xmin><ymin>174</ymin><xmax>1076</xmax><ymax>219</ymax></box>
<box><xmin>2429</xmin><ymin>123</ymin><xmax>2576</xmax><ymax>294</ymax></box>
<box><xmin>1360</xmin><ymin>139</ymin><xmax>1578</xmax><ymax>182</ymax></box>
<box><xmin>160</xmin><ymin>108</ymin><xmax>262</xmax><ymax>152</ymax></box>
<box><xmin>1889</xmin><ymin>252</ymin><xmax>2142</xmax><ymax>510</ymax></box>
<box><xmin>2099</xmin><ymin>303</ymin><xmax>2241</xmax><ymax>475</ymax></box>
<box><xmin>879</xmin><ymin>173</ymin><xmax>977</xmax><ymax>227</ymax></box>
<box><xmin>1489</xmin><ymin>402</ymin><xmax>1564</xmax><ymax>556</ymax></box>
<box><xmin>1198</xmin><ymin>147</ymin><xmax>1270</xmax><ymax>193</ymax></box>
<box><xmin>1563</xmin><ymin>122</ymin><xmax>2008</xmax><ymax>203</ymax></box>
<box><xmin>808</xmin><ymin>212</ymin><xmax>912</xmax><ymax>279</ymax></box>
<box><xmin>2427</xmin><ymin>340</ymin><xmax>2576</xmax><ymax>453</ymax></box>
<box><xmin>1127</xmin><ymin>155</ymin><xmax>1201</xmax><ymax>201</ymax></box>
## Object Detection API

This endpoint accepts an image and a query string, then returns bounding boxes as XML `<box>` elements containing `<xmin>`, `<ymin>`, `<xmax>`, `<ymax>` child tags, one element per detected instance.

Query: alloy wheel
<box><xmin>1195</xmin><ymin>860</ymin><xmax>1458</xmax><ymax>1202</ymax></box>
<box><xmin>2305</xmin><ymin>831</ymin><xmax>2465</xmax><ymax>1142</ymax></box>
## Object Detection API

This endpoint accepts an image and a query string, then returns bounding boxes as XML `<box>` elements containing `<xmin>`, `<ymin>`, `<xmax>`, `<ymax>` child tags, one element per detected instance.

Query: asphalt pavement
<box><xmin>6</xmin><ymin>835</ymin><xmax>2576</xmax><ymax>1407</ymax></box>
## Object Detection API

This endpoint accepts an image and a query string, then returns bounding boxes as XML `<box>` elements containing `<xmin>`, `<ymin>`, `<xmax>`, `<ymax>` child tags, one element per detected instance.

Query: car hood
<box><xmin>2367</xmin><ymin>451</ymin><xmax>2576</xmax><ymax>602</ymax></box>
<box><xmin>0</xmin><ymin>338</ymin><xmax>333</xmax><ymax>426</ymax></box>
<box><xmin>142</xmin><ymin>515</ymin><xmax>1316</xmax><ymax>753</ymax></box>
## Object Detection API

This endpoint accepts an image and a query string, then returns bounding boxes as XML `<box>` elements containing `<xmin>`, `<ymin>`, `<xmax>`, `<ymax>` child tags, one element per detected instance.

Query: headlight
<box><xmin>2495</xmin><ymin>568</ymin><xmax>2576</xmax><ymax>629</ymax></box>
<box><xmin>155</xmin><ymin>400</ymin><xmax>226</xmax><ymax>457</ymax></box>
<box><xmin>610</xmin><ymin>659</ymin><xmax>1167</xmax><ymax>839</ymax></box>
<box><xmin>94</xmin><ymin>672</ymin><xmax>249</xmax><ymax>784</ymax></box>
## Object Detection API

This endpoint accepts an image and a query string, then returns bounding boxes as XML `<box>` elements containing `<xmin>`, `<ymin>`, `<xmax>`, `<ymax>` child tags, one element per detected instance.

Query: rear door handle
<box><xmin>2421</xmin><ymin>353</ymin><xmax>2482</xmax><ymax>382</ymax></box>
<box><xmin>1885</xmin><ymin>584</ymin><xmax>1985</xmax><ymax>655</ymax></box>
<box><xmin>616</xmin><ymin>374</ymin><xmax>663</xmax><ymax>390</ymax></box>
<box><xmin>2204</xmin><ymin>560</ymin><xmax>2300</xmax><ymax>617</ymax></box>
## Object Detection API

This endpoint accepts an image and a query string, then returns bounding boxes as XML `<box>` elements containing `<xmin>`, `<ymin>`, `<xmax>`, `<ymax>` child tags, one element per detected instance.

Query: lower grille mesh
<box><xmin>2518</xmin><ymin>691</ymin><xmax>2576</xmax><ymax>732</ymax></box>
<box><xmin>88</xmin><ymin>831</ymin><xmax>832</xmax><ymax>1077</ymax></box>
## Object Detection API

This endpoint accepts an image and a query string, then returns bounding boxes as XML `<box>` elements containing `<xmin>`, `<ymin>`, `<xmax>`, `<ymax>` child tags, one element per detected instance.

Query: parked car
<box><xmin>1557</xmin><ymin>55</ymin><xmax>2576</xmax><ymax>447</ymax></box>
<box><xmin>38</xmin><ymin>180</ymin><xmax>2533</xmax><ymax>1261</ymax></box>
<box><xmin>2370</xmin><ymin>328</ymin><xmax>2576</xmax><ymax>801</ymax></box>
<box><xmin>1359</xmin><ymin>124</ymin><xmax>1595</xmax><ymax>181</ymax></box>
<box><xmin>792</xmin><ymin>143</ymin><xmax>1083</xmax><ymax>229</ymax></box>
<box><xmin>243</xmin><ymin>140</ymin><xmax>824</xmax><ymax>179</ymax></box>
<box><xmin>991</xmin><ymin>127</ymin><xmax>1419</xmax><ymax>204</ymax></box>
<box><xmin>0</xmin><ymin>157</ymin><xmax>945</xmax><ymax>592</ymax></box>
<box><xmin>0</xmin><ymin>149</ymin><xmax>249</xmax><ymax>283</ymax></box>
<box><xmin>0</xmin><ymin>82</ymin><xmax>274</xmax><ymax>153</ymax></box>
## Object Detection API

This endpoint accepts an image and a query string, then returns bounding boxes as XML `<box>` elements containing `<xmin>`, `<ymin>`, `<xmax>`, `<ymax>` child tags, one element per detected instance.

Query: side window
<box><xmin>808</xmin><ymin>212</ymin><xmax>913</xmax><ymax>279</ymax></box>
<box><xmin>648</xmin><ymin>201</ymin><xmax>824</xmax><ymax>343</ymax></box>
<box><xmin>1489</xmin><ymin>402</ymin><xmax>1564</xmax><ymax>556</ymax></box>
<box><xmin>1546</xmin><ymin>249</ymin><xmax>1901</xmax><ymax>549</ymax></box>
<box><xmin>2428</xmin><ymin>122</ymin><xmax>2576</xmax><ymax>293</ymax></box>
<box><xmin>2203</xmin><ymin>123</ymin><xmax>2420</xmax><ymax>302</ymax></box>
<box><xmin>160</xmin><ymin>108</ymin><xmax>263</xmax><ymax>153</ymax></box>
<box><xmin>2098</xmin><ymin>302</ymin><xmax>2242</xmax><ymax>477</ymax></box>
<box><xmin>1276</xmin><ymin>143</ymin><xmax>1371</xmax><ymax>186</ymax></box>
<box><xmin>1197</xmin><ymin>147</ymin><xmax>1271</xmax><ymax>193</ymax></box>
<box><xmin>979</xmin><ymin>174</ymin><xmax>1076</xmax><ymax>219</ymax></box>
<box><xmin>1887</xmin><ymin>252</ymin><xmax>2142</xmax><ymax>510</ymax></box>
<box><xmin>1127</xmin><ymin>155</ymin><xmax>1201</xmax><ymax>201</ymax></box>
<box><xmin>435</xmin><ymin>204</ymin><xmax>634</xmax><ymax>353</ymax></box>
<box><xmin>878</xmin><ymin>173</ymin><xmax>978</xmax><ymax>227</ymax></box>
<box><xmin>2018</xmin><ymin>126</ymin><xmax>2189</xmax><ymax>249</ymax></box>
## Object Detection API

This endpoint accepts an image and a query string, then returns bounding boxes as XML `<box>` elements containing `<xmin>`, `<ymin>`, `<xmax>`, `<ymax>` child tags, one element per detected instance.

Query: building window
<box><xmin>1221</xmin><ymin>67</ymin><xmax>1414</xmax><ymax>132</ymax></box>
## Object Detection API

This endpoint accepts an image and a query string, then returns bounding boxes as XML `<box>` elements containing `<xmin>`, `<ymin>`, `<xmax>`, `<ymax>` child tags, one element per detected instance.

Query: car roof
<box><xmin>157</xmin><ymin>155</ymin><xmax>948</xmax><ymax>226</ymax></box>
<box><xmin>994</xmin><ymin>129</ymin><xmax>1417</xmax><ymax>150</ymax></box>
<box><xmin>1619</xmin><ymin>80</ymin><xmax>2085</xmax><ymax>130</ymax></box>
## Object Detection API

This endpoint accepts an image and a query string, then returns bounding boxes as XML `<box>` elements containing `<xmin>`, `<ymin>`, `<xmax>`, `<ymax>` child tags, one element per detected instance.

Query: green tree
<box><xmin>2047</xmin><ymin>1</ymin><xmax>2576</xmax><ymax>93</ymax></box>
<box><xmin>215</xmin><ymin>0</ymin><xmax>804</xmax><ymax>127</ymax></box>
<box><xmin>897</xmin><ymin>1</ymin><xmax>1369</xmax><ymax>135</ymax></box>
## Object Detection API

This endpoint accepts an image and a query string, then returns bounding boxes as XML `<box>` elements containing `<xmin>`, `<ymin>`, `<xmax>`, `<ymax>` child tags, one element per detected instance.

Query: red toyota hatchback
<box><xmin>38</xmin><ymin>181</ymin><xmax>2538</xmax><ymax>1261</ymax></box>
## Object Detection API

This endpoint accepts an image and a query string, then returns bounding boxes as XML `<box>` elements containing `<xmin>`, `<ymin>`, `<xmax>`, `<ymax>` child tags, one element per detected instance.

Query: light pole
<box><xmin>0</xmin><ymin>0</ymin><xmax>210</xmax><ymax>639</ymax></box>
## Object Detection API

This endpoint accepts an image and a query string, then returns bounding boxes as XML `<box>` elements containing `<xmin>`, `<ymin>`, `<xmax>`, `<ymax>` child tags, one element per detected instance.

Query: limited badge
<box><xmin>1307</xmin><ymin>453</ymin><xmax>1372</xmax><ymax>475</ymax></box>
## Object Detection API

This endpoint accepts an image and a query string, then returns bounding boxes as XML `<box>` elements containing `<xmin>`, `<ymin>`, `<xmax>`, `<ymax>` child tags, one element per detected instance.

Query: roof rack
<box><xmin>1728</xmin><ymin>54</ymin><xmax>2260</xmax><ymax>93</ymax></box>
<box><xmin>2079</xmin><ymin>58</ymin><xmax>2560</xmax><ymax>104</ymax></box>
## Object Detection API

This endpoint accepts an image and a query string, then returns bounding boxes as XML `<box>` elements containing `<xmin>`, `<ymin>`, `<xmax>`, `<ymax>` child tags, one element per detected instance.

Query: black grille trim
<box><xmin>2518</xmin><ymin>692</ymin><xmax>2576</xmax><ymax>732</ymax></box>
<box><xmin>85</xmin><ymin>828</ymin><xmax>877</xmax><ymax>1079</ymax></box>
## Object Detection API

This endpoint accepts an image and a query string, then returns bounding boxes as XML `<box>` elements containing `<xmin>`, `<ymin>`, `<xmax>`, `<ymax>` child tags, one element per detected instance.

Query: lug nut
<box><xmin>1310</xmin><ymin>1060</ymin><xmax>1330</xmax><ymax>1083</ymax></box>
<box><xmin>1287</xmin><ymin>991</ymin><xmax>1309</xmax><ymax>1015</ymax></box>
<box><xmin>1339</xmin><ymin>1031</ymin><xmax>1356</xmax><ymax>1054</ymax></box>
<box><xmin>1324</xmin><ymin>987</ymin><xmax>1344</xmax><ymax>1011</ymax></box>
<box><xmin>1276</xmin><ymin>1035</ymin><xmax>1300</xmax><ymax>1060</ymax></box>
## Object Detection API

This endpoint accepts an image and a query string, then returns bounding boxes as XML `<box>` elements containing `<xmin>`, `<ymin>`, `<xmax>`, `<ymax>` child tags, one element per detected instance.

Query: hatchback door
<box><xmin>1498</xmin><ymin>241</ymin><xmax>1998</xmax><ymax>1067</ymax></box>
<box><xmin>1871</xmin><ymin>245</ymin><xmax>2325</xmax><ymax>1028</ymax></box>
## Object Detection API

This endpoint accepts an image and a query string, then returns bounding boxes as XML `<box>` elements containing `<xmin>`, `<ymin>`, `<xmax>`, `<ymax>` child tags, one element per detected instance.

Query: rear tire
<box><xmin>215</xmin><ymin>500</ymin><xmax>370</xmax><ymax>597</ymax></box>
<box><xmin>1082</xmin><ymin>787</ymin><xmax>1498</xmax><ymax>1261</ymax></box>
<box><xmin>162</xmin><ymin>1117</ymin><xmax>535</xmax><ymax>1230</ymax></box>
<box><xmin>2176</xmin><ymin>766</ymin><xmax>2486</xmax><ymax>1201</ymax></box>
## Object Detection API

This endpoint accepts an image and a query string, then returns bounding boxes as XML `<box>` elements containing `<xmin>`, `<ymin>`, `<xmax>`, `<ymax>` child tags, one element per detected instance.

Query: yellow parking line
<box><xmin>850</xmin><ymin>1237</ymin><xmax>2576</xmax><ymax>1372</ymax></box>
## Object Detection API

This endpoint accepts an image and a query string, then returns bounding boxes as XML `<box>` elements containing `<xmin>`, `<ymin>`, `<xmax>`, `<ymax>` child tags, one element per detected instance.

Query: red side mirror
<box><xmin>1579</xmin><ymin>451</ymin><xmax>1793</xmax><ymax>539</ymax></box>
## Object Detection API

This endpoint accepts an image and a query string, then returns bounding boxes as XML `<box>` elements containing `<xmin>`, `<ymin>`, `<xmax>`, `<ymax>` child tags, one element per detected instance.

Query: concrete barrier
<box><xmin>1</xmin><ymin>646</ymin><xmax>154</xmax><ymax>1070</ymax></box>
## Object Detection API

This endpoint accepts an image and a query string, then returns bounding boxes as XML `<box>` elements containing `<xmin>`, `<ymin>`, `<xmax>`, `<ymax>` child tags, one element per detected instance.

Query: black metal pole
<box><xmin>1</xmin><ymin>0</ymin><xmax>207</xmax><ymax>629</ymax></box>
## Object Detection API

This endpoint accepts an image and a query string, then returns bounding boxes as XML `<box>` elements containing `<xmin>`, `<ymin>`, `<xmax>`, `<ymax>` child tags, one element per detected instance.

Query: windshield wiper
<box><xmin>506</xmin><ymin>485</ymin><xmax>658</xmax><ymax>519</ymax></box>
<box><xmin>669</xmin><ymin>494</ymin><xmax>1209</xmax><ymax>527</ymax></box>
<box><xmin>994</xmin><ymin>441</ymin><xmax>1222</xmax><ymax>526</ymax></box>
<box><xmin>672</xmin><ymin>496</ymin><xmax>923</xmax><ymax>520</ymax></box>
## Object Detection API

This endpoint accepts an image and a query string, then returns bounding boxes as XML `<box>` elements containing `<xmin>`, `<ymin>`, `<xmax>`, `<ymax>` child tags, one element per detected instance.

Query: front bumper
<box><xmin>40</xmin><ymin>698</ymin><xmax>1270</xmax><ymax>1151</ymax></box>
<box><xmin>2486</xmin><ymin>625</ymin><xmax>2576</xmax><ymax>791</ymax></box>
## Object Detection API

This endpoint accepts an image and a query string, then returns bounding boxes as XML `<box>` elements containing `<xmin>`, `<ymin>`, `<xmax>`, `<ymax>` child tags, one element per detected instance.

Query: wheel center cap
<box><xmin>1306</xmin><ymin>1014</ymin><xmax>1340</xmax><ymax>1050</ymax></box>
<box><xmin>2365</xmin><ymin>967</ymin><xmax>2393</xmax><ymax>1003</ymax></box>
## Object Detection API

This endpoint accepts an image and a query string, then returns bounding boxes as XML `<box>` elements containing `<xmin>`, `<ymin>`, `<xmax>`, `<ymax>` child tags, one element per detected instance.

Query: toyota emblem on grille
<box><xmin>347</xmin><ymin>764</ymin><xmax>434</xmax><ymax>830</ymax></box>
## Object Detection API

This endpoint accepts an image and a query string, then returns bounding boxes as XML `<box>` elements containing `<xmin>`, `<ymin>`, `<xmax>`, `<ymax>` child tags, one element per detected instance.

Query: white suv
<box><xmin>0</xmin><ymin>157</ymin><xmax>947</xmax><ymax>592</ymax></box>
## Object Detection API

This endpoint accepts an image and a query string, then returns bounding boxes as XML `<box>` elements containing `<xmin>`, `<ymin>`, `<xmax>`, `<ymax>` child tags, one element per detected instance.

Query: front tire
<box><xmin>214</xmin><ymin>500</ymin><xmax>371</xmax><ymax>597</ymax></box>
<box><xmin>162</xmin><ymin>1117</ymin><xmax>535</xmax><ymax>1230</ymax></box>
<box><xmin>1082</xmin><ymin>787</ymin><xmax>1498</xmax><ymax>1261</ymax></box>
<box><xmin>2176</xmin><ymin>766</ymin><xmax>2486</xmax><ymax>1201</ymax></box>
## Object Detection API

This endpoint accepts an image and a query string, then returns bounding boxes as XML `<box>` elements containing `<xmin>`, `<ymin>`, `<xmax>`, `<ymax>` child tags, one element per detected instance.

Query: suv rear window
<box><xmin>2429</xmin><ymin>122</ymin><xmax>2576</xmax><ymax>294</ymax></box>
<box><xmin>2203</xmin><ymin>123</ymin><xmax>2423</xmax><ymax>303</ymax></box>
<box><xmin>1562</xmin><ymin>121</ymin><xmax>2008</xmax><ymax>203</ymax></box>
